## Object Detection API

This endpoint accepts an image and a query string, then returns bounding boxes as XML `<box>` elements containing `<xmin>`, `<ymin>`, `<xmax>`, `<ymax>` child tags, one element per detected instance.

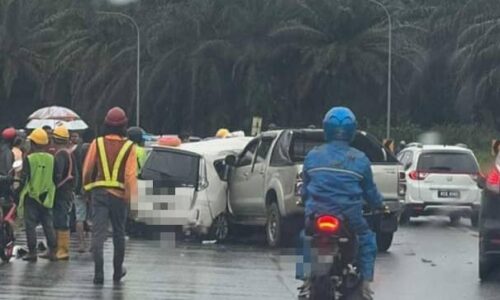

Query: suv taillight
<box><xmin>398</xmin><ymin>171</ymin><xmax>406</xmax><ymax>197</ymax></box>
<box><xmin>409</xmin><ymin>170</ymin><xmax>428</xmax><ymax>180</ymax></box>
<box><xmin>487</xmin><ymin>168</ymin><xmax>500</xmax><ymax>193</ymax></box>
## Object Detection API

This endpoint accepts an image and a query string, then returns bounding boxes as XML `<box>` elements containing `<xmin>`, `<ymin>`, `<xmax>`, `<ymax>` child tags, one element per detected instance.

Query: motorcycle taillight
<box><xmin>316</xmin><ymin>215</ymin><xmax>340</xmax><ymax>234</ymax></box>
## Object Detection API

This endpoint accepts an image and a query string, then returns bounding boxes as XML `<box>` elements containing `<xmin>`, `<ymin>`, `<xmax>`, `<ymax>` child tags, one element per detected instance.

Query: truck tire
<box><xmin>471</xmin><ymin>212</ymin><xmax>479</xmax><ymax>228</ymax></box>
<box><xmin>266</xmin><ymin>203</ymin><xmax>283</xmax><ymax>248</ymax></box>
<box><xmin>479</xmin><ymin>257</ymin><xmax>491</xmax><ymax>281</ymax></box>
<box><xmin>376</xmin><ymin>232</ymin><xmax>394</xmax><ymax>252</ymax></box>
<box><xmin>450</xmin><ymin>215</ymin><xmax>461</xmax><ymax>226</ymax></box>
<box><xmin>208</xmin><ymin>213</ymin><xmax>229</xmax><ymax>242</ymax></box>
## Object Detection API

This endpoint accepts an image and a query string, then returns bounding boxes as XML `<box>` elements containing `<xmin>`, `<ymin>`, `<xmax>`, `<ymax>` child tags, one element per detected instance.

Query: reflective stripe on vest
<box><xmin>84</xmin><ymin>138</ymin><xmax>133</xmax><ymax>191</ymax></box>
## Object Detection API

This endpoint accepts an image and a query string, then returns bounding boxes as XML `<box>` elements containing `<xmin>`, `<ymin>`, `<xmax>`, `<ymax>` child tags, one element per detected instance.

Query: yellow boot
<box><xmin>56</xmin><ymin>230</ymin><xmax>70</xmax><ymax>261</ymax></box>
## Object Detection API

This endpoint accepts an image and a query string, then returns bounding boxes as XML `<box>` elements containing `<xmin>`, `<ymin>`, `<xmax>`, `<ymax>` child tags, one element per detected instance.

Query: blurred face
<box><xmin>70</xmin><ymin>132</ymin><xmax>80</xmax><ymax>144</ymax></box>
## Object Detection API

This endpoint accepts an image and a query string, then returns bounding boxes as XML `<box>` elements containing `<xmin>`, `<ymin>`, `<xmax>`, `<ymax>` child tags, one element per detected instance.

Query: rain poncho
<box><xmin>297</xmin><ymin>140</ymin><xmax>383</xmax><ymax>281</ymax></box>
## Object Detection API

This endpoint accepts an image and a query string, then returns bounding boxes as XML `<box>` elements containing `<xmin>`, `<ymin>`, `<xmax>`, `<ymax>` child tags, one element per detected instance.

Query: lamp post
<box><xmin>97</xmin><ymin>11</ymin><xmax>141</xmax><ymax>127</ymax></box>
<box><xmin>366</xmin><ymin>0</ymin><xmax>392</xmax><ymax>139</ymax></box>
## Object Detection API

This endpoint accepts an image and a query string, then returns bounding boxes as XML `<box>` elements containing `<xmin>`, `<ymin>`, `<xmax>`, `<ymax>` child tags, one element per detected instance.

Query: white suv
<box><xmin>397</xmin><ymin>143</ymin><xmax>481</xmax><ymax>226</ymax></box>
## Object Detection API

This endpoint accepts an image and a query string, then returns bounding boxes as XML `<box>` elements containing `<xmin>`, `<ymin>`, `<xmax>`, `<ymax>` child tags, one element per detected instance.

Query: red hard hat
<box><xmin>104</xmin><ymin>107</ymin><xmax>128</xmax><ymax>127</ymax></box>
<box><xmin>2</xmin><ymin>127</ymin><xmax>16</xmax><ymax>141</ymax></box>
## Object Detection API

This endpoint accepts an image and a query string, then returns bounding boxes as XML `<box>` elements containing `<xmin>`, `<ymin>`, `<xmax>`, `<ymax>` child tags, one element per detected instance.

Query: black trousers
<box><xmin>91</xmin><ymin>189</ymin><xmax>128</xmax><ymax>279</ymax></box>
<box><xmin>24</xmin><ymin>197</ymin><xmax>57</xmax><ymax>252</ymax></box>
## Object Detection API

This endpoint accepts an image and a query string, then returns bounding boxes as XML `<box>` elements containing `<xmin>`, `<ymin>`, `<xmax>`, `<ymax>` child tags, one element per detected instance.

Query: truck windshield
<box><xmin>141</xmin><ymin>149</ymin><xmax>200</xmax><ymax>187</ymax></box>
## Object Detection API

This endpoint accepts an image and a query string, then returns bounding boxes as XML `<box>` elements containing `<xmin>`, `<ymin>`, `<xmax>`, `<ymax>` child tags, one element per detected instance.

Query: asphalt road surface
<box><xmin>1</xmin><ymin>217</ymin><xmax>500</xmax><ymax>300</ymax></box>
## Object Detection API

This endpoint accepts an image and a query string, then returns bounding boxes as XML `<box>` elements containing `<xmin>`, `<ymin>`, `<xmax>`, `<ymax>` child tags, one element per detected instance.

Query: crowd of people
<box><xmin>0</xmin><ymin>106</ymin><xmax>147</xmax><ymax>285</ymax></box>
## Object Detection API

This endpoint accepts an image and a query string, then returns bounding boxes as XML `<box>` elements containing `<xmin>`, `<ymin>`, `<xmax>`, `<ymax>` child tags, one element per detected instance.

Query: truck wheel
<box><xmin>471</xmin><ymin>212</ymin><xmax>479</xmax><ymax>228</ymax></box>
<box><xmin>266</xmin><ymin>203</ymin><xmax>283</xmax><ymax>248</ymax></box>
<box><xmin>479</xmin><ymin>257</ymin><xmax>491</xmax><ymax>281</ymax></box>
<box><xmin>376</xmin><ymin>232</ymin><xmax>394</xmax><ymax>252</ymax></box>
<box><xmin>399</xmin><ymin>211</ymin><xmax>410</xmax><ymax>225</ymax></box>
<box><xmin>209</xmin><ymin>214</ymin><xmax>229</xmax><ymax>242</ymax></box>
<box><xmin>450</xmin><ymin>215</ymin><xmax>461</xmax><ymax>226</ymax></box>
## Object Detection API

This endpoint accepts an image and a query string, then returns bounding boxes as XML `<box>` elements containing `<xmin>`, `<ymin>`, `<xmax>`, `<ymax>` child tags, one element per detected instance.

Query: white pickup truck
<box><xmin>225</xmin><ymin>129</ymin><xmax>403</xmax><ymax>250</ymax></box>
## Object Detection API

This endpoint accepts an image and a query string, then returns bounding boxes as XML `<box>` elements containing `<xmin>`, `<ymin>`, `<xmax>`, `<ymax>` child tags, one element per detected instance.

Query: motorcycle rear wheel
<box><xmin>310</xmin><ymin>275</ymin><xmax>335</xmax><ymax>300</ymax></box>
<box><xmin>0</xmin><ymin>223</ymin><xmax>14</xmax><ymax>262</ymax></box>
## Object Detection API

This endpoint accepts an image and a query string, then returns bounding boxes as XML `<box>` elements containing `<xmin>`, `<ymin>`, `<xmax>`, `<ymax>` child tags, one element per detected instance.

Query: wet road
<box><xmin>1</xmin><ymin>217</ymin><xmax>500</xmax><ymax>300</ymax></box>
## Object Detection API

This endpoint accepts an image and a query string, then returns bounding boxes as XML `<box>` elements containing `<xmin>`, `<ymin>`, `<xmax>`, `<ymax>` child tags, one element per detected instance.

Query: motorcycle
<box><xmin>0</xmin><ymin>160</ymin><xmax>22</xmax><ymax>263</ymax></box>
<box><xmin>299</xmin><ymin>208</ymin><xmax>393</xmax><ymax>300</ymax></box>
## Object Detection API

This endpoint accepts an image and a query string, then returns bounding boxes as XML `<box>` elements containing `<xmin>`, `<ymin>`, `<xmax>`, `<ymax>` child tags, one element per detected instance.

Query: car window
<box><xmin>255</xmin><ymin>137</ymin><xmax>275</xmax><ymax>163</ymax></box>
<box><xmin>351</xmin><ymin>133</ymin><xmax>386</xmax><ymax>163</ymax></box>
<box><xmin>238</xmin><ymin>140</ymin><xmax>259</xmax><ymax>167</ymax></box>
<box><xmin>141</xmin><ymin>149</ymin><xmax>200</xmax><ymax>187</ymax></box>
<box><xmin>417</xmin><ymin>152</ymin><xmax>479</xmax><ymax>173</ymax></box>
<box><xmin>214</xmin><ymin>159</ymin><xmax>226</xmax><ymax>180</ymax></box>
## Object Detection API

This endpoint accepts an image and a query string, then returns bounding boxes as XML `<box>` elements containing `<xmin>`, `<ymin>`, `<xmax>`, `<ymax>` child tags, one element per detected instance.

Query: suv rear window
<box><xmin>141</xmin><ymin>149</ymin><xmax>200</xmax><ymax>187</ymax></box>
<box><xmin>417</xmin><ymin>152</ymin><xmax>479</xmax><ymax>174</ymax></box>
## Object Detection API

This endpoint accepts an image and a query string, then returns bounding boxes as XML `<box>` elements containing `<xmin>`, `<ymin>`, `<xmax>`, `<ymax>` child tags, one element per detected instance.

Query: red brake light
<box><xmin>409</xmin><ymin>170</ymin><xmax>428</xmax><ymax>180</ymax></box>
<box><xmin>316</xmin><ymin>215</ymin><xmax>340</xmax><ymax>234</ymax></box>
<box><xmin>487</xmin><ymin>168</ymin><xmax>500</xmax><ymax>189</ymax></box>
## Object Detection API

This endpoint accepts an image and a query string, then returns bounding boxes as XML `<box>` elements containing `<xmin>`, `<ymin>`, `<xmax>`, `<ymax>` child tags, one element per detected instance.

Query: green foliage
<box><xmin>0</xmin><ymin>0</ymin><xmax>499</xmax><ymax>138</ymax></box>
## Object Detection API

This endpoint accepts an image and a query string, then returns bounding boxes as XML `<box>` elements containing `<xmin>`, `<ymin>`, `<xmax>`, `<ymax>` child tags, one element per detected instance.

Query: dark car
<box><xmin>479</xmin><ymin>163</ymin><xmax>500</xmax><ymax>281</ymax></box>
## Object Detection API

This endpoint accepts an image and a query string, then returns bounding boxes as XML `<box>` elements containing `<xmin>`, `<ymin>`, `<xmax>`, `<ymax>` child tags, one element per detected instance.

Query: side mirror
<box><xmin>225</xmin><ymin>155</ymin><xmax>237</xmax><ymax>167</ymax></box>
<box><xmin>477</xmin><ymin>175</ymin><xmax>486</xmax><ymax>190</ymax></box>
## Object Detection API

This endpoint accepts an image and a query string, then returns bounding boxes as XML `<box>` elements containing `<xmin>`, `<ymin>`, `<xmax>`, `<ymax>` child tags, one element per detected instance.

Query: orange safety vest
<box><xmin>83</xmin><ymin>137</ymin><xmax>133</xmax><ymax>191</ymax></box>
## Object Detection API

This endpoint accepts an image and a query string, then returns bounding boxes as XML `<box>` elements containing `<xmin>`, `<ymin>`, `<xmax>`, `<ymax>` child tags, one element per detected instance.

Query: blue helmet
<box><xmin>323</xmin><ymin>107</ymin><xmax>357</xmax><ymax>142</ymax></box>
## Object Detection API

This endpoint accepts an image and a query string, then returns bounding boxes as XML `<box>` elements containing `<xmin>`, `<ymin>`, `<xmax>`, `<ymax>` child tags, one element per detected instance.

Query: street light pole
<box><xmin>97</xmin><ymin>11</ymin><xmax>141</xmax><ymax>127</ymax></box>
<box><xmin>366</xmin><ymin>0</ymin><xmax>392</xmax><ymax>139</ymax></box>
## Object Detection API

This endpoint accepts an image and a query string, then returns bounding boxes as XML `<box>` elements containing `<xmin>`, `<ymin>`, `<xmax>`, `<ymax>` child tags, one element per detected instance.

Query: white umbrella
<box><xmin>25</xmin><ymin>119</ymin><xmax>88</xmax><ymax>131</ymax></box>
<box><xmin>26</xmin><ymin>106</ymin><xmax>88</xmax><ymax>130</ymax></box>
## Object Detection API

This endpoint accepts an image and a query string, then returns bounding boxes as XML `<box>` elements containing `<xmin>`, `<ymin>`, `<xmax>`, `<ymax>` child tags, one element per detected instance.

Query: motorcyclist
<box><xmin>297</xmin><ymin>107</ymin><xmax>384</xmax><ymax>300</ymax></box>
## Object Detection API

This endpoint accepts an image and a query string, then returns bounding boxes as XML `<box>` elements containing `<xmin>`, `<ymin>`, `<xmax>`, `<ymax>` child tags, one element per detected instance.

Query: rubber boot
<box><xmin>56</xmin><ymin>230</ymin><xmax>70</xmax><ymax>260</ymax></box>
<box><xmin>39</xmin><ymin>248</ymin><xmax>57</xmax><ymax>261</ymax></box>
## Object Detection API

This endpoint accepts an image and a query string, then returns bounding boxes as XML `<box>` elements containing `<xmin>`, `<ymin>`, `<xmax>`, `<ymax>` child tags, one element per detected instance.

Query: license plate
<box><xmin>438</xmin><ymin>190</ymin><xmax>460</xmax><ymax>198</ymax></box>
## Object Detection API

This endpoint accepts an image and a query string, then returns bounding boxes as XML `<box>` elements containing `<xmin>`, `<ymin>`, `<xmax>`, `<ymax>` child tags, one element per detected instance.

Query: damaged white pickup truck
<box><xmin>225</xmin><ymin>129</ymin><xmax>404</xmax><ymax>251</ymax></box>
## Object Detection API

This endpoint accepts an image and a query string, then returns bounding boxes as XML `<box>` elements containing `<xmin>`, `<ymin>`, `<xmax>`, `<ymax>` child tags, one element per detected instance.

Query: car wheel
<box><xmin>450</xmin><ymin>215</ymin><xmax>461</xmax><ymax>225</ymax></box>
<box><xmin>209</xmin><ymin>214</ymin><xmax>229</xmax><ymax>242</ymax></box>
<box><xmin>266</xmin><ymin>203</ymin><xmax>283</xmax><ymax>248</ymax></box>
<box><xmin>399</xmin><ymin>212</ymin><xmax>410</xmax><ymax>225</ymax></box>
<box><xmin>0</xmin><ymin>223</ymin><xmax>13</xmax><ymax>263</ymax></box>
<box><xmin>376</xmin><ymin>232</ymin><xmax>394</xmax><ymax>252</ymax></box>
<box><xmin>471</xmin><ymin>212</ymin><xmax>479</xmax><ymax>228</ymax></box>
<box><xmin>479</xmin><ymin>257</ymin><xmax>492</xmax><ymax>281</ymax></box>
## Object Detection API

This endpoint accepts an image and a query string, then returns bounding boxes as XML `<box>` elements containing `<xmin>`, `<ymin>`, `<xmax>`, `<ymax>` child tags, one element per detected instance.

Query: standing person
<box><xmin>18</xmin><ymin>128</ymin><xmax>58</xmax><ymax>262</ymax></box>
<box><xmin>297</xmin><ymin>107</ymin><xmax>385</xmax><ymax>300</ymax></box>
<box><xmin>0</xmin><ymin>128</ymin><xmax>16</xmax><ymax>220</ymax></box>
<box><xmin>0</xmin><ymin>127</ymin><xmax>15</xmax><ymax>176</ymax></box>
<box><xmin>52</xmin><ymin>125</ymin><xmax>78</xmax><ymax>260</ymax></box>
<box><xmin>71</xmin><ymin>131</ymin><xmax>90</xmax><ymax>252</ymax></box>
<box><xmin>82</xmin><ymin>107</ymin><xmax>137</xmax><ymax>285</ymax></box>
<box><xmin>126</xmin><ymin>127</ymin><xmax>147</xmax><ymax>175</ymax></box>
